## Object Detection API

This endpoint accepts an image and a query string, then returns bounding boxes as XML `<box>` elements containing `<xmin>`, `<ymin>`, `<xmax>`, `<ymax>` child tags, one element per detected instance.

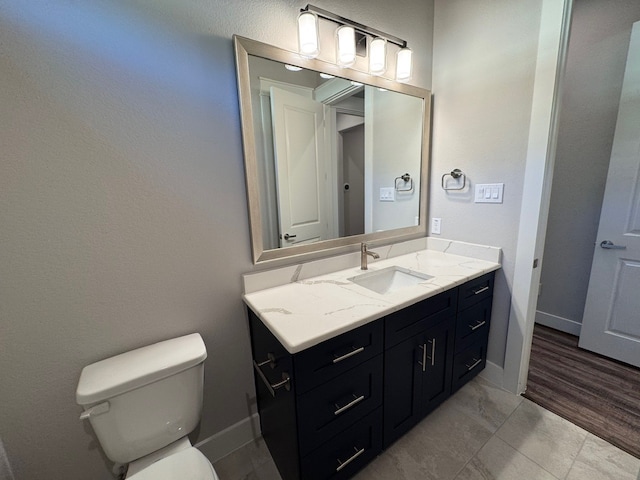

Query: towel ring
<box><xmin>441</xmin><ymin>169</ymin><xmax>466</xmax><ymax>191</ymax></box>
<box><xmin>395</xmin><ymin>173</ymin><xmax>414</xmax><ymax>193</ymax></box>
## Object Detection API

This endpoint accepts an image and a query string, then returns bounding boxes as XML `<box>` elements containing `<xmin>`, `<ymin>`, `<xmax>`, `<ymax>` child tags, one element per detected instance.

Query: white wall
<box><xmin>537</xmin><ymin>0</ymin><xmax>640</xmax><ymax>334</ymax></box>
<box><xmin>0</xmin><ymin>0</ymin><xmax>433</xmax><ymax>478</ymax></box>
<box><xmin>367</xmin><ymin>88</ymin><xmax>423</xmax><ymax>232</ymax></box>
<box><xmin>432</xmin><ymin>0</ymin><xmax>544</xmax><ymax>367</ymax></box>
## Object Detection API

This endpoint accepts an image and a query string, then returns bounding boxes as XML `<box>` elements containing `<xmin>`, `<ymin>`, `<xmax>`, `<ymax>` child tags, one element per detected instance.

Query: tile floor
<box><xmin>212</xmin><ymin>376</ymin><xmax>640</xmax><ymax>480</ymax></box>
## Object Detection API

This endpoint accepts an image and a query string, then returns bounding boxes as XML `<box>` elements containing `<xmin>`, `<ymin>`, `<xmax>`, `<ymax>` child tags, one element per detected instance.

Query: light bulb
<box><xmin>369</xmin><ymin>37</ymin><xmax>387</xmax><ymax>76</ymax></box>
<box><xmin>396</xmin><ymin>47</ymin><xmax>413</xmax><ymax>83</ymax></box>
<box><xmin>298</xmin><ymin>11</ymin><xmax>319</xmax><ymax>58</ymax></box>
<box><xmin>336</xmin><ymin>25</ymin><xmax>356</xmax><ymax>67</ymax></box>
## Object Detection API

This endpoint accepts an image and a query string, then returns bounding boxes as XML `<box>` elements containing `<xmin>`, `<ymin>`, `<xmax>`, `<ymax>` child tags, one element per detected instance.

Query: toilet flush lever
<box><xmin>79</xmin><ymin>401</ymin><xmax>110</xmax><ymax>421</ymax></box>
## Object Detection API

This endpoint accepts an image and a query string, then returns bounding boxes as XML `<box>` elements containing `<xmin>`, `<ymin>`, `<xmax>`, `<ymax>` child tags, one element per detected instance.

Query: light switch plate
<box><xmin>475</xmin><ymin>183</ymin><xmax>504</xmax><ymax>203</ymax></box>
<box><xmin>380</xmin><ymin>187</ymin><xmax>395</xmax><ymax>201</ymax></box>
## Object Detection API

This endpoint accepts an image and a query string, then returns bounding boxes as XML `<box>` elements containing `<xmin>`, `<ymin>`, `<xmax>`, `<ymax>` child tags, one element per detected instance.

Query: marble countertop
<box><xmin>243</xmin><ymin>240</ymin><xmax>501</xmax><ymax>354</ymax></box>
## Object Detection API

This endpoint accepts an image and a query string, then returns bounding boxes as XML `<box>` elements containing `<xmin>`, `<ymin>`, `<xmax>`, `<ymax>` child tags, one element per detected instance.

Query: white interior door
<box><xmin>579</xmin><ymin>22</ymin><xmax>640</xmax><ymax>367</ymax></box>
<box><xmin>270</xmin><ymin>87</ymin><xmax>329</xmax><ymax>247</ymax></box>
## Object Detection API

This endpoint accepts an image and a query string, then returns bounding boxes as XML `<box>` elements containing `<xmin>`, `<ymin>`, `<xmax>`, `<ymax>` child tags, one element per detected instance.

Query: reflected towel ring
<box><xmin>395</xmin><ymin>173</ymin><xmax>414</xmax><ymax>193</ymax></box>
<box><xmin>441</xmin><ymin>169</ymin><xmax>466</xmax><ymax>191</ymax></box>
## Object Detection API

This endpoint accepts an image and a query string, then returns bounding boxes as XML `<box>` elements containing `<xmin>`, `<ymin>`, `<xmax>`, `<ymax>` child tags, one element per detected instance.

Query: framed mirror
<box><xmin>234</xmin><ymin>35</ymin><xmax>431</xmax><ymax>264</ymax></box>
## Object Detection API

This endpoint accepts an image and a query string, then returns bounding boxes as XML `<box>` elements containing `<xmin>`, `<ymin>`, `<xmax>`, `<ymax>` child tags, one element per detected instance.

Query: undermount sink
<box><xmin>348</xmin><ymin>266</ymin><xmax>433</xmax><ymax>295</ymax></box>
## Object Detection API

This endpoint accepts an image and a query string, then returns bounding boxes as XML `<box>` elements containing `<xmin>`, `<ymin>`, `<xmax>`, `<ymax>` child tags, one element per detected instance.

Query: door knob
<box><xmin>600</xmin><ymin>240</ymin><xmax>626</xmax><ymax>250</ymax></box>
<box><xmin>284</xmin><ymin>234</ymin><xmax>297</xmax><ymax>241</ymax></box>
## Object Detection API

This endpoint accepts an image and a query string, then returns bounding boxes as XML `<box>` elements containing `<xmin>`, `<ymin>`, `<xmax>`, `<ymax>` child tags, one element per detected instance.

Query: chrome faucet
<box><xmin>360</xmin><ymin>243</ymin><xmax>380</xmax><ymax>270</ymax></box>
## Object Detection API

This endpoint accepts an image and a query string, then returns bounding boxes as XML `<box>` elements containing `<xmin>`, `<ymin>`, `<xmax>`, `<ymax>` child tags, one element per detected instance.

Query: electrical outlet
<box><xmin>431</xmin><ymin>217</ymin><xmax>441</xmax><ymax>235</ymax></box>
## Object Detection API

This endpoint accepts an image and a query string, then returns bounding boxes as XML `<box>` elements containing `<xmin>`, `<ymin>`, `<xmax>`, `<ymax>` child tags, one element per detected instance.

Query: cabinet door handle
<box><xmin>253</xmin><ymin>361</ymin><xmax>291</xmax><ymax>397</ymax></box>
<box><xmin>336</xmin><ymin>446</ymin><xmax>365</xmax><ymax>472</ymax></box>
<box><xmin>429</xmin><ymin>338</ymin><xmax>436</xmax><ymax>366</ymax></box>
<box><xmin>418</xmin><ymin>343</ymin><xmax>427</xmax><ymax>371</ymax></box>
<box><xmin>472</xmin><ymin>286</ymin><xmax>490</xmax><ymax>295</ymax></box>
<box><xmin>469</xmin><ymin>320</ymin><xmax>486</xmax><ymax>331</ymax></box>
<box><xmin>334</xmin><ymin>394</ymin><xmax>365</xmax><ymax>416</ymax></box>
<box><xmin>466</xmin><ymin>358</ymin><xmax>482</xmax><ymax>371</ymax></box>
<box><xmin>332</xmin><ymin>346</ymin><xmax>365</xmax><ymax>364</ymax></box>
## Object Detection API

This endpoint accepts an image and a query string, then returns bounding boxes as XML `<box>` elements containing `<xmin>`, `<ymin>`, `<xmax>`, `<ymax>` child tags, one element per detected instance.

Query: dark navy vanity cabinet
<box><xmin>248</xmin><ymin>271</ymin><xmax>495</xmax><ymax>480</ymax></box>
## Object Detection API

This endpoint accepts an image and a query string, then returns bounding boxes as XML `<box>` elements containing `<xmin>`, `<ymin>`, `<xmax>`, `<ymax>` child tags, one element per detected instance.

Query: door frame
<box><xmin>502</xmin><ymin>0</ymin><xmax>573</xmax><ymax>394</ymax></box>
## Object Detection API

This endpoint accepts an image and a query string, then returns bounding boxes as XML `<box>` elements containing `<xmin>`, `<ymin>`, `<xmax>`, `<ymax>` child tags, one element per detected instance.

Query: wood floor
<box><xmin>524</xmin><ymin>324</ymin><xmax>640</xmax><ymax>459</ymax></box>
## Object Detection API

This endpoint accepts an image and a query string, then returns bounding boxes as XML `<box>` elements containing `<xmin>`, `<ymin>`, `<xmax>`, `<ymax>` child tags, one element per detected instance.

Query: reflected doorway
<box><xmin>337</xmin><ymin>113</ymin><xmax>365</xmax><ymax>237</ymax></box>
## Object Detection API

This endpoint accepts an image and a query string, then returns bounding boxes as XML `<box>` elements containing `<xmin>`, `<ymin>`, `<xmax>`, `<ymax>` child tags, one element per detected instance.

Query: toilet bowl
<box><xmin>127</xmin><ymin>445</ymin><xmax>218</xmax><ymax>480</ymax></box>
<box><xmin>76</xmin><ymin>333</ymin><xmax>219</xmax><ymax>479</ymax></box>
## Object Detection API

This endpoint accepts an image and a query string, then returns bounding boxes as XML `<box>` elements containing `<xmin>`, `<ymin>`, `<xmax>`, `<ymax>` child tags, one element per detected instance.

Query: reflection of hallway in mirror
<box><xmin>338</xmin><ymin>115</ymin><xmax>365</xmax><ymax>237</ymax></box>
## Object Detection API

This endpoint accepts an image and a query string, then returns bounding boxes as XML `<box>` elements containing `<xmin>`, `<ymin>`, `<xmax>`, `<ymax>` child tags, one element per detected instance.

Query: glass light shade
<box><xmin>395</xmin><ymin>47</ymin><xmax>413</xmax><ymax>82</ymax></box>
<box><xmin>336</xmin><ymin>25</ymin><xmax>356</xmax><ymax>67</ymax></box>
<box><xmin>369</xmin><ymin>37</ymin><xmax>387</xmax><ymax>75</ymax></box>
<box><xmin>298</xmin><ymin>11</ymin><xmax>319</xmax><ymax>58</ymax></box>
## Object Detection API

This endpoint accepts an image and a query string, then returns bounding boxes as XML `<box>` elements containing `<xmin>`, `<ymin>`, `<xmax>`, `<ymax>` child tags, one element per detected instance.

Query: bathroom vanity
<box><xmin>243</xmin><ymin>240</ymin><xmax>500</xmax><ymax>480</ymax></box>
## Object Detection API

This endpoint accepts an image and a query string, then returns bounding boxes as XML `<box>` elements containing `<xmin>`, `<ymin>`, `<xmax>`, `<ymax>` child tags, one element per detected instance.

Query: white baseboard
<box><xmin>195</xmin><ymin>413</ymin><xmax>261</xmax><ymax>463</ymax></box>
<box><xmin>479</xmin><ymin>360</ymin><xmax>504</xmax><ymax>390</ymax></box>
<box><xmin>535</xmin><ymin>310</ymin><xmax>581</xmax><ymax>336</ymax></box>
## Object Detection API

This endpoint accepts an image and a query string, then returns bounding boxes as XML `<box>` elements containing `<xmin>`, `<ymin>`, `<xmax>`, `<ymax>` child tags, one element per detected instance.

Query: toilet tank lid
<box><xmin>76</xmin><ymin>333</ymin><xmax>207</xmax><ymax>405</ymax></box>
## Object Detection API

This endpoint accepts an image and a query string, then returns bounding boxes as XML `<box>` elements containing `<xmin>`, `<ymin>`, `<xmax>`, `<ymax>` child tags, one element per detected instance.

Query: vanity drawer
<box><xmin>457</xmin><ymin>272</ymin><xmax>495</xmax><ymax>311</ymax></box>
<box><xmin>300</xmin><ymin>407</ymin><xmax>382</xmax><ymax>480</ymax></box>
<box><xmin>294</xmin><ymin>320</ymin><xmax>383</xmax><ymax>394</ymax></box>
<box><xmin>384</xmin><ymin>289</ymin><xmax>458</xmax><ymax>348</ymax></box>
<box><xmin>297</xmin><ymin>355</ymin><xmax>383</xmax><ymax>456</ymax></box>
<box><xmin>451</xmin><ymin>340</ymin><xmax>488</xmax><ymax>393</ymax></box>
<box><xmin>455</xmin><ymin>297</ymin><xmax>492</xmax><ymax>353</ymax></box>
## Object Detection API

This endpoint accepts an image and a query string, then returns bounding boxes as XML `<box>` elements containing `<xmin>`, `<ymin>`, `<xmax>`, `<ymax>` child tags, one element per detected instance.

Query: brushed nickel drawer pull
<box><xmin>334</xmin><ymin>394</ymin><xmax>365</xmax><ymax>416</ymax></box>
<box><xmin>470</xmin><ymin>320</ymin><xmax>486</xmax><ymax>331</ymax></box>
<box><xmin>253</xmin><ymin>360</ymin><xmax>291</xmax><ymax>397</ymax></box>
<box><xmin>336</xmin><ymin>446</ymin><xmax>365</xmax><ymax>472</ymax></box>
<box><xmin>332</xmin><ymin>346</ymin><xmax>365</xmax><ymax>364</ymax></box>
<box><xmin>472</xmin><ymin>286</ymin><xmax>490</xmax><ymax>295</ymax></box>
<box><xmin>255</xmin><ymin>352</ymin><xmax>276</xmax><ymax>368</ymax></box>
<box><xmin>418</xmin><ymin>343</ymin><xmax>427</xmax><ymax>372</ymax></box>
<box><xmin>466</xmin><ymin>358</ymin><xmax>482</xmax><ymax>371</ymax></box>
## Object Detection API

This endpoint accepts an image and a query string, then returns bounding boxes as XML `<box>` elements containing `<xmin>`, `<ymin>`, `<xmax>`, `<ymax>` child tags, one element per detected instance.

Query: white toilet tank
<box><xmin>76</xmin><ymin>333</ymin><xmax>207</xmax><ymax>464</ymax></box>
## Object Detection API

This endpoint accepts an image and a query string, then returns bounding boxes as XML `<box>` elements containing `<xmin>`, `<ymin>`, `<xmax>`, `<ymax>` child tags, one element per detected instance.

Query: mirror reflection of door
<box><xmin>270</xmin><ymin>87</ymin><xmax>330</xmax><ymax>247</ymax></box>
<box><xmin>337</xmin><ymin>114</ymin><xmax>365</xmax><ymax>237</ymax></box>
<box><xmin>247</xmin><ymin>52</ymin><xmax>425</xmax><ymax>253</ymax></box>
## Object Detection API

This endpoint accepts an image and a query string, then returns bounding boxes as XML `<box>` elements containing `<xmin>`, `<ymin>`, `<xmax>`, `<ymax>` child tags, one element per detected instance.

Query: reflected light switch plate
<box><xmin>380</xmin><ymin>187</ymin><xmax>395</xmax><ymax>201</ymax></box>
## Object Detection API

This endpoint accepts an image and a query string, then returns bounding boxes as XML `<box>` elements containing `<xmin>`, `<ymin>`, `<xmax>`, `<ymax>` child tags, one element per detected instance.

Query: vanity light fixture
<box><xmin>297</xmin><ymin>10</ymin><xmax>320</xmax><ymax>58</ymax></box>
<box><xmin>284</xmin><ymin>64</ymin><xmax>303</xmax><ymax>72</ymax></box>
<box><xmin>395</xmin><ymin>47</ymin><xmax>413</xmax><ymax>83</ymax></box>
<box><xmin>298</xmin><ymin>5</ymin><xmax>412</xmax><ymax>82</ymax></box>
<box><xmin>319</xmin><ymin>73</ymin><xmax>335</xmax><ymax>79</ymax></box>
<box><xmin>369</xmin><ymin>37</ymin><xmax>387</xmax><ymax>75</ymax></box>
<box><xmin>336</xmin><ymin>25</ymin><xmax>356</xmax><ymax>67</ymax></box>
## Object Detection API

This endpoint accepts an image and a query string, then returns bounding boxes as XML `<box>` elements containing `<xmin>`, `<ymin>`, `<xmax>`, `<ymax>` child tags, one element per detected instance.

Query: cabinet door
<box><xmin>248</xmin><ymin>309</ymin><xmax>300</xmax><ymax>480</ymax></box>
<box><xmin>382</xmin><ymin>334</ymin><xmax>423</xmax><ymax>448</ymax></box>
<box><xmin>421</xmin><ymin>318</ymin><xmax>454</xmax><ymax>416</ymax></box>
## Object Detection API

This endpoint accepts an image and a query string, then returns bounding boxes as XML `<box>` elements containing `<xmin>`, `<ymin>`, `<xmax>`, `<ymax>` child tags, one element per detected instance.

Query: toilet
<box><xmin>76</xmin><ymin>333</ymin><xmax>219</xmax><ymax>479</ymax></box>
